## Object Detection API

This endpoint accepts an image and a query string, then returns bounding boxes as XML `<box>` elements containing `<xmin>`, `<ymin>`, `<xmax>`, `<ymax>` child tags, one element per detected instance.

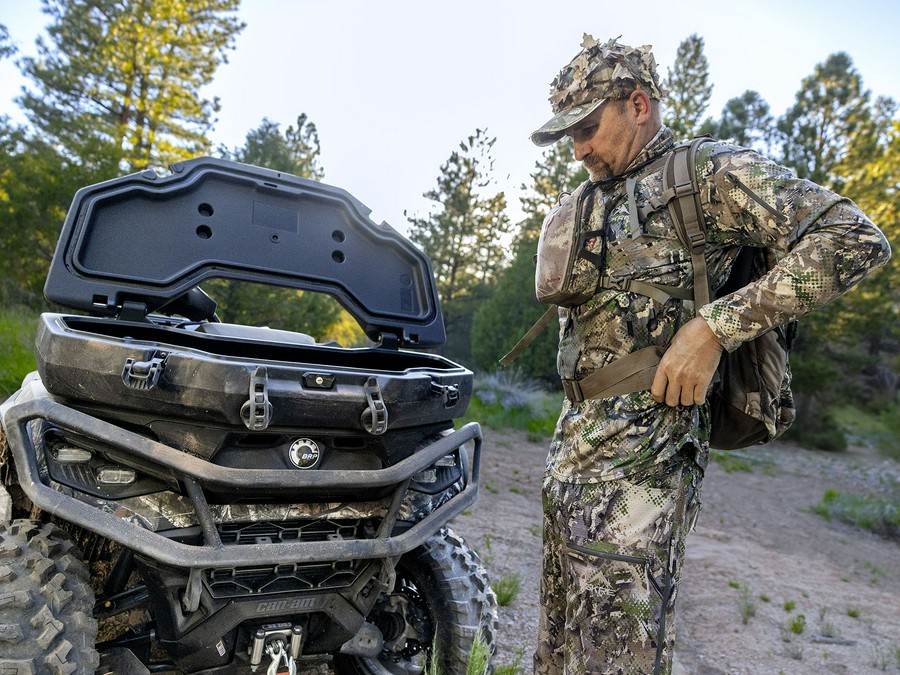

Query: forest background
<box><xmin>0</xmin><ymin>0</ymin><xmax>897</xmax><ymax>451</ymax></box>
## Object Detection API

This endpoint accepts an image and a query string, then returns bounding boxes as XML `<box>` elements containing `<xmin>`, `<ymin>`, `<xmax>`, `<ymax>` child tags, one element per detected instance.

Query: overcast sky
<box><xmin>2</xmin><ymin>0</ymin><xmax>899</xmax><ymax>234</ymax></box>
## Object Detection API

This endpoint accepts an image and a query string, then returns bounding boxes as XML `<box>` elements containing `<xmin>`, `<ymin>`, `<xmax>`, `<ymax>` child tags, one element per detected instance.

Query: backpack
<box><xmin>501</xmin><ymin>137</ymin><xmax>796</xmax><ymax>450</ymax></box>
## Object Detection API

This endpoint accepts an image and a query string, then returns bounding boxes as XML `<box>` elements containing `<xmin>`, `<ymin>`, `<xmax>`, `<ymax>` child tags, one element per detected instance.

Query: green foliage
<box><xmin>407</xmin><ymin>129</ymin><xmax>512</xmax><ymax>362</ymax></box>
<box><xmin>0</xmin><ymin>306</ymin><xmax>38</xmax><ymax>397</ymax></box>
<box><xmin>781</xmin><ymin>408</ymin><xmax>848</xmax><ymax>452</ymax></box>
<box><xmin>494</xmin><ymin>652</ymin><xmax>526</xmax><ymax>675</ymax></box>
<box><xmin>709</xmin><ymin>450</ymin><xmax>753</xmax><ymax>473</ymax></box>
<box><xmin>0</xmin><ymin>0</ymin><xmax>246</xmax><ymax>306</ymax></box>
<box><xmin>663</xmin><ymin>34</ymin><xmax>714</xmax><ymax>138</ymax></box>
<box><xmin>714</xmin><ymin>90</ymin><xmax>774</xmax><ymax>153</ymax></box>
<box><xmin>407</xmin><ymin>129</ymin><xmax>511</xmax><ymax>307</ymax></box>
<box><xmin>776</xmin><ymin>52</ymin><xmax>876</xmax><ymax>187</ymax></box>
<box><xmin>0</xmin><ymin>23</ymin><xmax>15</xmax><ymax>60</ymax></box>
<box><xmin>470</xmin><ymin>238</ymin><xmax>559</xmax><ymax>383</ymax></box>
<box><xmin>19</xmin><ymin>0</ymin><xmax>245</xmax><ymax>173</ymax></box>
<box><xmin>200</xmin><ymin>280</ymin><xmax>353</xmax><ymax>342</ymax></box>
<box><xmin>832</xmin><ymin>404</ymin><xmax>900</xmax><ymax>460</ymax></box>
<box><xmin>221</xmin><ymin>115</ymin><xmax>324</xmax><ymax>180</ymax></box>
<box><xmin>735</xmin><ymin>584</ymin><xmax>756</xmax><ymax>624</ymax></box>
<box><xmin>812</xmin><ymin>488</ymin><xmax>900</xmax><ymax>541</ymax></box>
<box><xmin>458</xmin><ymin>371</ymin><xmax>559</xmax><ymax>439</ymax></box>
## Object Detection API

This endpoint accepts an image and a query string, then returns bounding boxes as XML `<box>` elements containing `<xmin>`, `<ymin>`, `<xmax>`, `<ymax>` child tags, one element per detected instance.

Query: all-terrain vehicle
<box><xmin>0</xmin><ymin>158</ymin><xmax>497</xmax><ymax>674</ymax></box>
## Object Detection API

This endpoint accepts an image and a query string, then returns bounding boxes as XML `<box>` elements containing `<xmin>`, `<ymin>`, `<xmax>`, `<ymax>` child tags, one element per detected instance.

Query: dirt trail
<box><xmin>452</xmin><ymin>430</ymin><xmax>900</xmax><ymax>674</ymax></box>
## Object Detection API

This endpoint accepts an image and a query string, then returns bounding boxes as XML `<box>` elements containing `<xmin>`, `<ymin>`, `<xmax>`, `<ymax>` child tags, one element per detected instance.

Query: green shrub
<box><xmin>459</xmin><ymin>370</ymin><xmax>559</xmax><ymax>438</ymax></box>
<box><xmin>812</xmin><ymin>488</ymin><xmax>899</xmax><ymax>541</ymax></box>
<box><xmin>789</xmin><ymin>614</ymin><xmax>807</xmax><ymax>635</ymax></box>
<box><xmin>833</xmin><ymin>403</ymin><xmax>900</xmax><ymax>460</ymax></box>
<box><xmin>782</xmin><ymin>410</ymin><xmax>848</xmax><ymax>451</ymax></box>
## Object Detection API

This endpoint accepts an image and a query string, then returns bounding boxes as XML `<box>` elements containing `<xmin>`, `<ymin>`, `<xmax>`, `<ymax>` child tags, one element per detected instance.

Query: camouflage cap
<box><xmin>531</xmin><ymin>35</ymin><xmax>664</xmax><ymax>146</ymax></box>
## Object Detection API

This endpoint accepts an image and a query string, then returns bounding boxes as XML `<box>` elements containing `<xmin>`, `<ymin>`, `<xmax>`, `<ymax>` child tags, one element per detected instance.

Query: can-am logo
<box><xmin>289</xmin><ymin>438</ymin><xmax>321</xmax><ymax>469</ymax></box>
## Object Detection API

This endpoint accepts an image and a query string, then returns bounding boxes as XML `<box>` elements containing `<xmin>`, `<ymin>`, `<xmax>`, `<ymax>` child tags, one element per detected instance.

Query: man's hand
<box><xmin>651</xmin><ymin>317</ymin><xmax>724</xmax><ymax>407</ymax></box>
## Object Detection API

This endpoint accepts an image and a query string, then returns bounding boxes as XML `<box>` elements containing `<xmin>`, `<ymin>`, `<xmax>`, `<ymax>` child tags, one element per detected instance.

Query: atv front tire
<box><xmin>333</xmin><ymin>527</ymin><xmax>498</xmax><ymax>675</ymax></box>
<box><xmin>0</xmin><ymin>520</ymin><xmax>99</xmax><ymax>675</ymax></box>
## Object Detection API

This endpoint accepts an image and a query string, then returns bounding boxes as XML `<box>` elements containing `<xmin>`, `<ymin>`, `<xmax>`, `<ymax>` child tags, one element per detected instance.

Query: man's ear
<box><xmin>629</xmin><ymin>89</ymin><xmax>652</xmax><ymax>124</ymax></box>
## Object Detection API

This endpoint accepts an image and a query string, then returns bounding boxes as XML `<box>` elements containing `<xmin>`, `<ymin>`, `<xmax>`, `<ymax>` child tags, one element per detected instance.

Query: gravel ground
<box><xmin>452</xmin><ymin>428</ymin><xmax>900</xmax><ymax>674</ymax></box>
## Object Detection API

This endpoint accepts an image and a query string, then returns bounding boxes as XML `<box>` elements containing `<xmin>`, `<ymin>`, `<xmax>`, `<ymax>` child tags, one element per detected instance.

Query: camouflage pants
<box><xmin>534</xmin><ymin>452</ymin><xmax>703</xmax><ymax>675</ymax></box>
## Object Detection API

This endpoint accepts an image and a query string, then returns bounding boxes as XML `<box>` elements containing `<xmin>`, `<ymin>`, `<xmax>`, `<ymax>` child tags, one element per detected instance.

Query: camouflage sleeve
<box><xmin>695</xmin><ymin>143</ymin><xmax>892</xmax><ymax>353</ymax></box>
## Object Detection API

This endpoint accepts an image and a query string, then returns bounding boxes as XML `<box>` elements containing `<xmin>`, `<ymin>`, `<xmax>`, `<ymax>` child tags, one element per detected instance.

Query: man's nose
<box><xmin>573</xmin><ymin>139</ymin><xmax>591</xmax><ymax>161</ymax></box>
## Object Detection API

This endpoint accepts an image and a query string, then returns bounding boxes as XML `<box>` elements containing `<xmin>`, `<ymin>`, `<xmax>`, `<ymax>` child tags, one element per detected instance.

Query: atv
<box><xmin>0</xmin><ymin>158</ymin><xmax>497</xmax><ymax>674</ymax></box>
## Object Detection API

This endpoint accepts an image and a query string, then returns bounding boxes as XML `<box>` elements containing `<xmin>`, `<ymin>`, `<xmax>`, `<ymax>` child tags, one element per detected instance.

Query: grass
<box><xmin>494</xmin><ymin>573</ymin><xmax>521</xmax><ymax>607</ymax></box>
<box><xmin>812</xmin><ymin>488</ymin><xmax>900</xmax><ymax>541</ymax></box>
<box><xmin>788</xmin><ymin>614</ymin><xmax>807</xmax><ymax>635</ymax></box>
<box><xmin>0</xmin><ymin>305</ymin><xmax>38</xmax><ymax>397</ymax></box>
<box><xmin>423</xmin><ymin>634</ymin><xmax>524</xmax><ymax>675</ymax></box>
<box><xmin>737</xmin><ymin>585</ymin><xmax>756</xmax><ymax>624</ymax></box>
<box><xmin>709</xmin><ymin>449</ymin><xmax>776</xmax><ymax>475</ymax></box>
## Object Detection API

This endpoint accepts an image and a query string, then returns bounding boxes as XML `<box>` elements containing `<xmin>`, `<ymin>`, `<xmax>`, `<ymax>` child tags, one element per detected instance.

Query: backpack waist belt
<box><xmin>561</xmin><ymin>345</ymin><xmax>665</xmax><ymax>403</ymax></box>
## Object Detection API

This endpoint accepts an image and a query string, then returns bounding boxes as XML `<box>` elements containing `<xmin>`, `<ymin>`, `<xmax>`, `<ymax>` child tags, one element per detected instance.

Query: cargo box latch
<box><xmin>241</xmin><ymin>366</ymin><xmax>273</xmax><ymax>431</ymax></box>
<box><xmin>431</xmin><ymin>380</ymin><xmax>460</xmax><ymax>407</ymax></box>
<box><xmin>360</xmin><ymin>377</ymin><xmax>388</xmax><ymax>435</ymax></box>
<box><xmin>122</xmin><ymin>352</ymin><xmax>168</xmax><ymax>390</ymax></box>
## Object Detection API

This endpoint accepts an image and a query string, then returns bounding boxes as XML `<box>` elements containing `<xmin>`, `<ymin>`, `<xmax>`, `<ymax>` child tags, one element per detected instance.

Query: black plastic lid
<box><xmin>44</xmin><ymin>157</ymin><xmax>445</xmax><ymax>347</ymax></box>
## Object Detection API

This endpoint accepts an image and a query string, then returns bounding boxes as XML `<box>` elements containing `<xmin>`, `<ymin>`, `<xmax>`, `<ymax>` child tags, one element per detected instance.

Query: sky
<box><xmin>2</xmin><ymin>0</ymin><xmax>899</xmax><ymax>234</ymax></box>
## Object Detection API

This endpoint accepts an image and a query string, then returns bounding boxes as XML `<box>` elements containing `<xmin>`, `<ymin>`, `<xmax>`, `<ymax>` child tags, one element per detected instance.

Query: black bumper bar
<box><xmin>0</xmin><ymin>390</ymin><xmax>481</xmax><ymax>570</ymax></box>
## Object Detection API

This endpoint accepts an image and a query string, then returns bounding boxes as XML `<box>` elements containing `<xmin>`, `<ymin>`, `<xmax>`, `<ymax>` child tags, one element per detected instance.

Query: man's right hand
<box><xmin>650</xmin><ymin>317</ymin><xmax>724</xmax><ymax>407</ymax></box>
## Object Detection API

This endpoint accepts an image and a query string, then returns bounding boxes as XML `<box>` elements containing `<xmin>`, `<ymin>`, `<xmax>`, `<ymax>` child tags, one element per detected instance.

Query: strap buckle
<box><xmin>561</xmin><ymin>378</ymin><xmax>584</xmax><ymax>403</ymax></box>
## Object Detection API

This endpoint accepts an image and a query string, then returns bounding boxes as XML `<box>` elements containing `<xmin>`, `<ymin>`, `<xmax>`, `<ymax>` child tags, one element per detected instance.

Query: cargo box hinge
<box><xmin>241</xmin><ymin>366</ymin><xmax>273</xmax><ymax>431</ymax></box>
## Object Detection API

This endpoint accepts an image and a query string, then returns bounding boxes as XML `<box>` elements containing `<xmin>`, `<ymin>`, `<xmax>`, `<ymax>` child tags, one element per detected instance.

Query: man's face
<box><xmin>566</xmin><ymin>98</ymin><xmax>639</xmax><ymax>181</ymax></box>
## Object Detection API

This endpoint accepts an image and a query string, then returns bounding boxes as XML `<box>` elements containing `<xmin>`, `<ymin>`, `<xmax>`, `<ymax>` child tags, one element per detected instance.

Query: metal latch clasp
<box><xmin>360</xmin><ymin>377</ymin><xmax>388</xmax><ymax>435</ymax></box>
<box><xmin>122</xmin><ymin>352</ymin><xmax>167</xmax><ymax>389</ymax></box>
<box><xmin>430</xmin><ymin>380</ymin><xmax>460</xmax><ymax>407</ymax></box>
<box><xmin>241</xmin><ymin>366</ymin><xmax>273</xmax><ymax>431</ymax></box>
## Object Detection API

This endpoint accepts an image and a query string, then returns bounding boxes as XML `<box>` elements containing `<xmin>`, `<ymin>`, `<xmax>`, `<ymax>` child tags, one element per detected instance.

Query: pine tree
<box><xmin>714</xmin><ymin>90</ymin><xmax>774</xmax><ymax>153</ymax></box>
<box><xmin>776</xmin><ymin>52</ymin><xmax>874</xmax><ymax>187</ymax></box>
<box><xmin>775</xmin><ymin>54</ymin><xmax>898</xmax><ymax>439</ymax></box>
<box><xmin>0</xmin><ymin>0</ymin><xmax>244</xmax><ymax>305</ymax></box>
<box><xmin>0</xmin><ymin>23</ymin><xmax>15</xmax><ymax>59</ymax></box>
<box><xmin>662</xmin><ymin>34</ymin><xmax>714</xmax><ymax>139</ymax></box>
<box><xmin>407</xmin><ymin>129</ymin><xmax>512</xmax><ymax>361</ymax></box>
<box><xmin>226</xmin><ymin>115</ymin><xmax>324</xmax><ymax>181</ymax></box>
<box><xmin>18</xmin><ymin>0</ymin><xmax>244</xmax><ymax>175</ymax></box>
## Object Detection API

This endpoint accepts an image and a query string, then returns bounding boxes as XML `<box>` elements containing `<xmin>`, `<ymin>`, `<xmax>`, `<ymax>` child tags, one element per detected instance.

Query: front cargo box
<box><xmin>37</xmin><ymin>157</ymin><xmax>471</xmax><ymax>433</ymax></box>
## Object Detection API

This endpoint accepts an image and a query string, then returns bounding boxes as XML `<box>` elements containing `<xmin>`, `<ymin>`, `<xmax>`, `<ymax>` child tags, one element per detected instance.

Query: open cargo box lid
<box><xmin>44</xmin><ymin>157</ymin><xmax>445</xmax><ymax>348</ymax></box>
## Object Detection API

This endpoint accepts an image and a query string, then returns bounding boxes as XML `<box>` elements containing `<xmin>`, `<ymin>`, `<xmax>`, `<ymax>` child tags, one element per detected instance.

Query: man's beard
<box><xmin>583</xmin><ymin>154</ymin><xmax>612</xmax><ymax>181</ymax></box>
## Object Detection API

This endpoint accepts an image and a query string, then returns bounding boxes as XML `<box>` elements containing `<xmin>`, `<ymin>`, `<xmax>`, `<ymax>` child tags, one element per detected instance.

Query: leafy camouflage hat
<box><xmin>531</xmin><ymin>35</ymin><xmax>664</xmax><ymax>146</ymax></box>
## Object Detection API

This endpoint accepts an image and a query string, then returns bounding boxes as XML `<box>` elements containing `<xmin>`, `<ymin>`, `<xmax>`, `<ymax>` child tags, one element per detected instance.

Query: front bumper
<box><xmin>0</xmin><ymin>380</ymin><xmax>481</xmax><ymax>570</ymax></box>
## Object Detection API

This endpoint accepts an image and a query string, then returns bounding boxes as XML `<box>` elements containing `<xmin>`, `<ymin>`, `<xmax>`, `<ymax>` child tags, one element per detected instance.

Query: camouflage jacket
<box><xmin>549</xmin><ymin>126</ymin><xmax>891</xmax><ymax>483</ymax></box>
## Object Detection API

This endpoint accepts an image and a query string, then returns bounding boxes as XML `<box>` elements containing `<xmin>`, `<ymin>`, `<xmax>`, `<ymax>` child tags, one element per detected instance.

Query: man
<box><xmin>529</xmin><ymin>36</ymin><xmax>891</xmax><ymax>674</ymax></box>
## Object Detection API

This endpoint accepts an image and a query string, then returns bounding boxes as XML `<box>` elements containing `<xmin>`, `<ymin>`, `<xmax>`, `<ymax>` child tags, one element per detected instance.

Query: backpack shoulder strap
<box><xmin>661</xmin><ymin>137</ymin><xmax>712</xmax><ymax>308</ymax></box>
